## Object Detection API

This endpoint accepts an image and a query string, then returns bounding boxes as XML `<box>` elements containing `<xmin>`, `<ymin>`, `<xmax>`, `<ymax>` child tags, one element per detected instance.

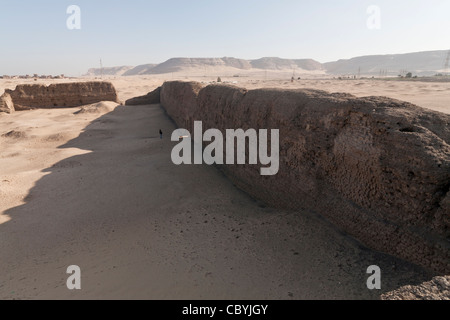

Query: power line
<box><xmin>100</xmin><ymin>58</ymin><xmax>103</xmax><ymax>79</ymax></box>
<box><xmin>444</xmin><ymin>50</ymin><xmax>450</xmax><ymax>76</ymax></box>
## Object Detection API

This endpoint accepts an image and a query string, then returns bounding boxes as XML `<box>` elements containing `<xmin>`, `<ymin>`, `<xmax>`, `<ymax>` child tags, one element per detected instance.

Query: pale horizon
<box><xmin>1</xmin><ymin>0</ymin><xmax>450</xmax><ymax>76</ymax></box>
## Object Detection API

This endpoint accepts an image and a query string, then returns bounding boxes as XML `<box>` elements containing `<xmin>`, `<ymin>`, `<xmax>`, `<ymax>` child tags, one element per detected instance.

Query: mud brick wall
<box><xmin>4</xmin><ymin>82</ymin><xmax>119</xmax><ymax>109</ymax></box>
<box><xmin>161</xmin><ymin>81</ymin><xmax>450</xmax><ymax>273</ymax></box>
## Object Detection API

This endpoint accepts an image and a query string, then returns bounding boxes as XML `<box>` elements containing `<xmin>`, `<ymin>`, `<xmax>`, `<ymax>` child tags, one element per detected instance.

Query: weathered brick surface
<box><xmin>0</xmin><ymin>92</ymin><xmax>15</xmax><ymax>114</ymax></box>
<box><xmin>0</xmin><ymin>93</ymin><xmax>16</xmax><ymax>113</ymax></box>
<box><xmin>161</xmin><ymin>81</ymin><xmax>450</xmax><ymax>273</ymax></box>
<box><xmin>382</xmin><ymin>276</ymin><xmax>450</xmax><ymax>300</ymax></box>
<box><xmin>5</xmin><ymin>82</ymin><xmax>119</xmax><ymax>109</ymax></box>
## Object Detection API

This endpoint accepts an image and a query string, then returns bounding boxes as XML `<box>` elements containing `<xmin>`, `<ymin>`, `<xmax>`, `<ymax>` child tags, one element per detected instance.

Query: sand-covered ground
<box><xmin>0</xmin><ymin>77</ymin><xmax>445</xmax><ymax>299</ymax></box>
<box><xmin>242</xmin><ymin>78</ymin><xmax>450</xmax><ymax>115</ymax></box>
<box><xmin>1</xmin><ymin>75</ymin><xmax>449</xmax><ymax>114</ymax></box>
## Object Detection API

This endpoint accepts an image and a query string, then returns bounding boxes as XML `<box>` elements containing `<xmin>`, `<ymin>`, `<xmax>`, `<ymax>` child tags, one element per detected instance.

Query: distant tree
<box><xmin>406</xmin><ymin>72</ymin><xmax>413</xmax><ymax>78</ymax></box>
<box><xmin>217</xmin><ymin>77</ymin><xmax>222</xmax><ymax>83</ymax></box>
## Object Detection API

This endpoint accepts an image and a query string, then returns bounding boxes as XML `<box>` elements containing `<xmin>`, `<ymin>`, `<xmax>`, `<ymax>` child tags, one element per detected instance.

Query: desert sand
<box><xmin>0</xmin><ymin>76</ymin><xmax>445</xmax><ymax>299</ymax></box>
<box><xmin>1</xmin><ymin>74</ymin><xmax>449</xmax><ymax>114</ymax></box>
<box><xmin>242</xmin><ymin>78</ymin><xmax>450</xmax><ymax>115</ymax></box>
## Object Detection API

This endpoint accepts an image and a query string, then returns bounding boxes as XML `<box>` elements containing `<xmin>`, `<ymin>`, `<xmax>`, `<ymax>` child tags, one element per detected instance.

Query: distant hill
<box><xmin>85</xmin><ymin>57</ymin><xmax>324</xmax><ymax>76</ymax></box>
<box><xmin>123</xmin><ymin>64</ymin><xmax>158</xmax><ymax>76</ymax></box>
<box><xmin>147</xmin><ymin>58</ymin><xmax>253</xmax><ymax>74</ymax></box>
<box><xmin>250</xmin><ymin>58</ymin><xmax>323</xmax><ymax>71</ymax></box>
<box><xmin>85</xmin><ymin>66</ymin><xmax>133</xmax><ymax>77</ymax></box>
<box><xmin>85</xmin><ymin>50</ymin><xmax>449</xmax><ymax>76</ymax></box>
<box><xmin>324</xmin><ymin>50</ymin><xmax>449</xmax><ymax>76</ymax></box>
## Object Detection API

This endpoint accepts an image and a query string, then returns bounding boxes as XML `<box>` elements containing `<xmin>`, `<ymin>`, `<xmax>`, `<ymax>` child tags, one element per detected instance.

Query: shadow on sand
<box><xmin>0</xmin><ymin>104</ymin><xmax>437</xmax><ymax>299</ymax></box>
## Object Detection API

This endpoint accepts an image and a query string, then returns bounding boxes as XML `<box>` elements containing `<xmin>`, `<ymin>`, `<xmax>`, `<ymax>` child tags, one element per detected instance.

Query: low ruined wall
<box><xmin>4</xmin><ymin>82</ymin><xmax>119</xmax><ymax>109</ymax></box>
<box><xmin>0</xmin><ymin>93</ymin><xmax>14</xmax><ymax>114</ymax></box>
<box><xmin>161</xmin><ymin>81</ymin><xmax>450</xmax><ymax>273</ymax></box>
<box><xmin>125</xmin><ymin>87</ymin><xmax>161</xmax><ymax>106</ymax></box>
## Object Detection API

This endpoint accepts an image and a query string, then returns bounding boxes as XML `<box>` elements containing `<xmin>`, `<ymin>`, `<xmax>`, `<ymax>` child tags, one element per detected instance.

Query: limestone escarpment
<box><xmin>161</xmin><ymin>81</ymin><xmax>450</xmax><ymax>273</ymax></box>
<box><xmin>4</xmin><ymin>82</ymin><xmax>119</xmax><ymax>109</ymax></box>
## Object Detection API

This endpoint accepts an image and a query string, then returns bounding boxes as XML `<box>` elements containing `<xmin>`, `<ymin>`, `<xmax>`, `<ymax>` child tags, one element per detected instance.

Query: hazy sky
<box><xmin>1</xmin><ymin>0</ymin><xmax>449</xmax><ymax>75</ymax></box>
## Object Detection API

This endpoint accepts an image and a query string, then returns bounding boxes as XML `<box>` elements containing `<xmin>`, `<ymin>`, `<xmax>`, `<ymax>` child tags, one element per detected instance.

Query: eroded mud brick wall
<box><xmin>161</xmin><ymin>81</ymin><xmax>450</xmax><ymax>273</ymax></box>
<box><xmin>5</xmin><ymin>82</ymin><xmax>119</xmax><ymax>109</ymax></box>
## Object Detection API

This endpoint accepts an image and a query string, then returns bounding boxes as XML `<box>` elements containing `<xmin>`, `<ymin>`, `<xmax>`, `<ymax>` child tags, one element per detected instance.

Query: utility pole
<box><xmin>445</xmin><ymin>50</ymin><xmax>450</xmax><ymax>77</ymax></box>
<box><xmin>100</xmin><ymin>58</ymin><xmax>103</xmax><ymax>80</ymax></box>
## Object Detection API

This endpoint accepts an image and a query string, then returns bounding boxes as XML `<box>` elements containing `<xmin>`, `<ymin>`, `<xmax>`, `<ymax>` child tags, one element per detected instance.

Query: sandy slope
<box><xmin>0</xmin><ymin>100</ymin><xmax>435</xmax><ymax>300</ymax></box>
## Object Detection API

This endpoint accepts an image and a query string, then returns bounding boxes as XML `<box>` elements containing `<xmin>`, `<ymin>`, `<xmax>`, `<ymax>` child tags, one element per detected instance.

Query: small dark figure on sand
<box><xmin>159</xmin><ymin>129</ymin><xmax>163</xmax><ymax>139</ymax></box>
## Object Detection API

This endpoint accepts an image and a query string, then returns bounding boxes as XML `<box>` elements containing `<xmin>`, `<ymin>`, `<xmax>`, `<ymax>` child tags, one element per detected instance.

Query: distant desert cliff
<box><xmin>0</xmin><ymin>82</ymin><xmax>119</xmax><ymax>112</ymax></box>
<box><xmin>85</xmin><ymin>50</ymin><xmax>450</xmax><ymax>77</ymax></box>
<box><xmin>160</xmin><ymin>81</ymin><xmax>450</xmax><ymax>273</ymax></box>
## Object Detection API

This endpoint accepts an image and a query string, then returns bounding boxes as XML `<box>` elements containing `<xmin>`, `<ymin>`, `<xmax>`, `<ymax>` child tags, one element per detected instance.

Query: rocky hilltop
<box><xmin>1</xmin><ymin>82</ymin><xmax>119</xmax><ymax>112</ymax></box>
<box><xmin>160</xmin><ymin>81</ymin><xmax>450</xmax><ymax>273</ymax></box>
